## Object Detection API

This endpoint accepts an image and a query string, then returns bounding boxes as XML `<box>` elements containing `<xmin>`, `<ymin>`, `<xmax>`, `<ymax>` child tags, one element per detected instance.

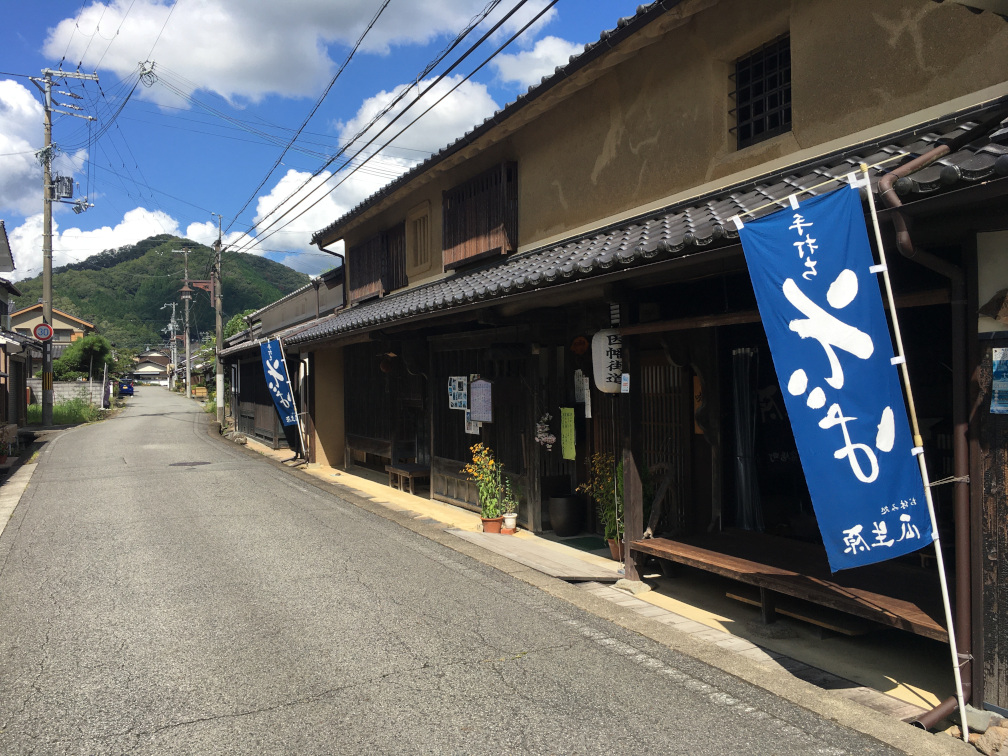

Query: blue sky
<box><xmin>0</xmin><ymin>0</ymin><xmax>644</xmax><ymax>281</ymax></box>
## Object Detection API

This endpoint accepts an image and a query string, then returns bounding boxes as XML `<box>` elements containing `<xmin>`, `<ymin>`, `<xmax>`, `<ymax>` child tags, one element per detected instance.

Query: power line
<box><xmin>228</xmin><ymin>0</ymin><xmax>526</xmax><ymax>254</ymax></box>
<box><xmin>94</xmin><ymin>0</ymin><xmax>139</xmax><ymax>70</ymax></box>
<box><xmin>225</xmin><ymin>0</ymin><xmax>395</xmax><ymax>235</ymax></box>
<box><xmin>145</xmin><ymin>0</ymin><xmax>180</xmax><ymax>61</ymax></box>
<box><xmin>233</xmin><ymin>0</ymin><xmax>553</xmax><ymax>256</ymax></box>
<box><xmin>57</xmin><ymin>2</ymin><xmax>88</xmax><ymax>68</ymax></box>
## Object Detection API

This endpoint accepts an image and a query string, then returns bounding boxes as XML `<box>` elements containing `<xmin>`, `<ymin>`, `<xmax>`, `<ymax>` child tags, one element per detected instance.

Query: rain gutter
<box><xmin>877</xmin><ymin>103</ymin><xmax>1008</xmax><ymax>729</ymax></box>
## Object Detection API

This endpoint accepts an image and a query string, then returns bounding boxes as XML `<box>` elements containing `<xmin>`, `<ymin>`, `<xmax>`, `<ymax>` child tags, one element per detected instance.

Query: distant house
<box><xmin>137</xmin><ymin>348</ymin><xmax>170</xmax><ymax>366</ymax></box>
<box><xmin>10</xmin><ymin>304</ymin><xmax>95</xmax><ymax>359</ymax></box>
<box><xmin>133</xmin><ymin>359</ymin><xmax>169</xmax><ymax>385</ymax></box>
<box><xmin>123</xmin><ymin>348</ymin><xmax>169</xmax><ymax>385</ymax></box>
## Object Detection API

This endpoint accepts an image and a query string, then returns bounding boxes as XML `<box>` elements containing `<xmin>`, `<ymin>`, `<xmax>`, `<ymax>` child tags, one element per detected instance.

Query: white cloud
<box><xmin>8</xmin><ymin>207</ymin><xmax>179</xmax><ymax>280</ymax></box>
<box><xmin>235</xmin><ymin>76</ymin><xmax>497</xmax><ymax>259</ymax></box>
<box><xmin>40</xmin><ymin>0</ymin><xmax>533</xmax><ymax>106</ymax></box>
<box><xmin>0</xmin><ymin>80</ymin><xmax>95</xmax><ymax>217</ymax></box>
<box><xmin>336</xmin><ymin>75</ymin><xmax>498</xmax><ymax>158</ymax></box>
<box><xmin>492</xmin><ymin>36</ymin><xmax>582</xmax><ymax>89</ymax></box>
<box><xmin>0</xmin><ymin>81</ymin><xmax>45</xmax><ymax>216</ymax></box>
<box><xmin>184</xmin><ymin>220</ymin><xmax>245</xmax><ymax>251</ymax></box>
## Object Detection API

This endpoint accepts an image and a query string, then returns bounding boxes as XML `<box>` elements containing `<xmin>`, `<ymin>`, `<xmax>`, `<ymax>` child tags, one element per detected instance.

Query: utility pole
<box><xmin>176</xmin><ymin>249</ymin><xmax>192</xmax><ymax>400</ymax></box>
<box><xmin>31</xmin><ymin>68</ymin><xmax>98</xmax><ymax>426</ymax></box>
<box><xmin>211</xmin><ymin>213</ymin><xmax>225</xmax><ymax>428</ymax></box>
<box><xmin>161</xmin><ymin>302</ymin><xmax>178</xmax><ymax>374</ymax></box>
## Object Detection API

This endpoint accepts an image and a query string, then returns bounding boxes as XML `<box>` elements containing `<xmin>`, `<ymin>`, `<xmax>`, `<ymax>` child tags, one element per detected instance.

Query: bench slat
<box><xmin>630</xmin><ymin>537</ymin><xmax>944</xmax><ymax>641</ymax></box>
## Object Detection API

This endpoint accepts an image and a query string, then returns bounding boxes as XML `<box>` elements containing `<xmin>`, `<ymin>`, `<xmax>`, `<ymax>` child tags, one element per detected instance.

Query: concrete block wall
<box><xmin>26</xmin><ymin>379</ymin><xmax>110</xmax><ymax>405</ymax></box>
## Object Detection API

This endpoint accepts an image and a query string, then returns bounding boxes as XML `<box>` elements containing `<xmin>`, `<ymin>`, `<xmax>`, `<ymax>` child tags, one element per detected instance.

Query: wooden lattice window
<box><xmin>442</xmin><ymin>161</ymin><xmax>517</xmax><ymax>270</ymax></box>
<box><xmin>406</xmin><ymin>201</ymin><xmax>431</xmax><ymax>277</ymax></box>
<box><xmin>731</xmin><ymin>35</ymin><xmax>791</xmax><ymax>150</ymax></box>
<box><xmin>347</xmin><ymin>223</ymin><xmax>407</xmax><ymax>304</ymax></box>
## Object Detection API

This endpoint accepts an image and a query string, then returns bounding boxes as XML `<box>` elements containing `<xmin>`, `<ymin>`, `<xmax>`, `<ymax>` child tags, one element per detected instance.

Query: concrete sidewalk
<box><xmin>241</xmin><ymin>437</ymin><xmax>944</xmax><ymax>728</ymax></box>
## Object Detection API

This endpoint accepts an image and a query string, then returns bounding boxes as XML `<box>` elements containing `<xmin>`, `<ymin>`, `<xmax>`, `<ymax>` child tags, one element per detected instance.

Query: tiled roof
<box><xmin>288</xmin><ymin>101</ymin><xmax>1008</xmax><ymax>349</ymax></box>
<box><xmin>220</xmin><ymin>310</ymin><xmax>326</xmax><ymax>358</ymax></box>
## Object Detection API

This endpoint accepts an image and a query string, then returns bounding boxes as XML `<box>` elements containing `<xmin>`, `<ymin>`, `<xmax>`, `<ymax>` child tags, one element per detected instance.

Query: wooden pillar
<box><xmin>621</xmin><ymin>317</ymin><xmax>645</xmax><ymax>581</ymax></box>
<box><xmin>623</xmin><ymin>446</ymin><xmax>643</xmax><ymax>580</ymax></box>
<box><xmin>528</xmin><ymin>351</ymin><xmax>543</xmax><ymax>533</ymax></box>
<box><xmin>428</xmin><ymin>341</ymin><xmax>436</xmax><ymax>499</ymax></box>
<box><xmin>307</xmin><ymin>352</ymin><xmax>316</xmax><ymax>464</ymax></box>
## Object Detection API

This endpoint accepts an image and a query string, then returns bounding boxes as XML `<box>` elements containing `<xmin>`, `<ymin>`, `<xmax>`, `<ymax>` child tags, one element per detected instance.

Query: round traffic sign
<box><xmin>33</xmin><ymin>323</ymin><xmax>53</xmax><ymax>341</ymax></box>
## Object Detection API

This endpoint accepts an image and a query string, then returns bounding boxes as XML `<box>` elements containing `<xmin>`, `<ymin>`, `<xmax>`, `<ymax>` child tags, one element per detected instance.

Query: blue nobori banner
<box><xmin>737</xmin><ymin>186</ymin><xmax>931</xmax><ymax>572</ymax></box>
<box><xmin>260</xmin><ymin>339</ymin><xmax>298</xmax><ymax>427</ymax></box>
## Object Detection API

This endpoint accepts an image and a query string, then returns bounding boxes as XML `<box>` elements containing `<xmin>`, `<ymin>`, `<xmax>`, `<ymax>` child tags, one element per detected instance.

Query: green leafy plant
<box><xmin>27</xmin><ymin>395</ymin><xmax>104</xmax><ymax>426</ymax></box>
<box><xmin>502</xmin><ymin>477</ymin><xmax>519</xmax><ymax>515</ymax></box>
<box><xmin>578</xmin><ymin>452</ymin><xmax>624</xmax><ymax>542</ymax></box>
<box><xmin>462</xmin><ymin>443</ymin><xmax>503</xmax><ymax>519</ymax></box>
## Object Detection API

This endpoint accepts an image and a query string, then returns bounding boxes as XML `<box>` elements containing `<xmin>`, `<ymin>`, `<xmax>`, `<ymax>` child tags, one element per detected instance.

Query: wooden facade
<box><xmin>347</xmin><ymin>224</ymin><xmax>408</xmax><ymax>305</ymax></box>
<box><xmin>975</xmin><ymin>335</ymin><xmax>1008</xmax><ymax>712</ymax></box>
<box><xmin>235</xmin><ymin>357</ymin><xmax>292</xmax><ymax>450</ymax></box>
<box><xmin>442</xmin><ymin>162</ymin><xmax>518</xmax><ymax>270</ymax></box>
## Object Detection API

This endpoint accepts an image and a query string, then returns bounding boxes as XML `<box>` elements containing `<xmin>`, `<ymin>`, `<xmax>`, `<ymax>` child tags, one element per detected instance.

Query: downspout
<box><xmin>878</xmin><ymin>105</ymin><xmax>1008</xmax><ymax>728</ymax></box>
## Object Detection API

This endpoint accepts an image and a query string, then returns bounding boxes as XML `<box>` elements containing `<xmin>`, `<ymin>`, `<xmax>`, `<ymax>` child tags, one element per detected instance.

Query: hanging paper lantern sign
<box><xmin>591</xmin><ymin>329</ymin><xmax>623</xmax><ymax>393</ymax></box>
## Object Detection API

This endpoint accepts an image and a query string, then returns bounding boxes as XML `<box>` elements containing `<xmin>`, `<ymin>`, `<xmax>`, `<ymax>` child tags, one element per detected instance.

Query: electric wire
<box><xmin>225</xmin><ymin>0</ymin><xmax>395</xmax><ymax>236</ymax></box>
<box><xmin>145</xmin><ymin>0</ymin><xmax>180</xmax><ymax>61</ymax></box>
<box><xmin>232</xmin><ymin>0</ymin><xmax>552</xmax><ymax>256</ymax></box>
<box><xmin>94</xmin><ymin>0</ymin><xmax>138</xmax><ymax>71</ymax></box>
<box><xmin>58</xmin><ymin>2</ymin><xmax>88</xmax><ymax>68</ymax></box>
<box><xmin>74</xmin><ymin>2</ymin><xmax>110</xmax><ymax>70</ymax></box>
<box><xmin>228</xmin><ymin>0</ymin><xmax>530</xmax><ymax>253</ymax></box>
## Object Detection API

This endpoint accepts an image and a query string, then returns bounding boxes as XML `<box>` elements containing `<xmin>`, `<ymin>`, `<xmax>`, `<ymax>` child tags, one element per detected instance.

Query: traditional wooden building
<box><xmin>231</xmin><ymin>0</ymin><xmax>1008</xmax><ymax>720</ymax></box>
<box><xmin>222</xmin><ymin>265</ymin><xmax>344</xmax><ymax>451</ymax></box>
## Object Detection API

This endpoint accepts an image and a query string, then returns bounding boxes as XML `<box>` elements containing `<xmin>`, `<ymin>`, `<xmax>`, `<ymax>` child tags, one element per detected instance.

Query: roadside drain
<box><xmin>169</xmin><ymin>461</ymin><xmax>211</xmax><ymax>467</ymax></box>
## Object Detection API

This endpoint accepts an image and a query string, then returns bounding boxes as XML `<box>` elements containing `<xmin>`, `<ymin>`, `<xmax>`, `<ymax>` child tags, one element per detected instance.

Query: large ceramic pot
<box><xmin>548</xmin><ymin>495</ymin><xmax>585</xmax><ymax>537</ymax></box>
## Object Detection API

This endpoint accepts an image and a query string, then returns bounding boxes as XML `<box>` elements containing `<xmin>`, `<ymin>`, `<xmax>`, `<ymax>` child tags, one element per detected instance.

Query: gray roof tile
<box><xmin>287</xmin><ymin>103</ymin><xmax>1008</xmax><ymax>349</ymax></box>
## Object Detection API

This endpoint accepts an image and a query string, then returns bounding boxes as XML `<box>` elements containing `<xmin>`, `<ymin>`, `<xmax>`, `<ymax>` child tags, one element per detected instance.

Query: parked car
<box><xmin>118</xmin><ymin>380</ymin><xmax>134</xmax><ymax>396</ymax></box>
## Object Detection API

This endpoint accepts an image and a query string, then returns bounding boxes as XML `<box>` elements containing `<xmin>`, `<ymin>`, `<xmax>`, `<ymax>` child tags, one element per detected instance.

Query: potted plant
<box><xmin>578</xmin><ymin>452</ymin><xmax>624</xmax><ymax>560</ymax></box>
<box><xmin>462</xmin><ymin>443</ymin><xmax>504</xmax><ymax>533</ymax></box>
<box><xmin>501</xmin><ymin>478</ymin><xmax>519</xmax><ymax>534</ymax></box>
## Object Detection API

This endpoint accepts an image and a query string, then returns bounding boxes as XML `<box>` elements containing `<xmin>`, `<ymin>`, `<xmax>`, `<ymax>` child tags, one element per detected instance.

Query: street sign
<box><xmin>33</xmin><ymin>323</ymin><xmax>53</xmax><ymax>341</ymax></box>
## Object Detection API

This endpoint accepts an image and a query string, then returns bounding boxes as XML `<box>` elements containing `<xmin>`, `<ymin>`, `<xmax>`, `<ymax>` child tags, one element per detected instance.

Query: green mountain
<box><xmin>12</xmin><ymin>234</ymin><xmax>314</xmax><ymax>351</ymax></box>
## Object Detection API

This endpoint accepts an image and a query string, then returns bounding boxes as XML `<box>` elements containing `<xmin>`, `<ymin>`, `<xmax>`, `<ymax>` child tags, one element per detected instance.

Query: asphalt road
<box><xmin>0</xmin><ymin>388</ymin><xmax>954</xmax><ymax>754</ymax></box>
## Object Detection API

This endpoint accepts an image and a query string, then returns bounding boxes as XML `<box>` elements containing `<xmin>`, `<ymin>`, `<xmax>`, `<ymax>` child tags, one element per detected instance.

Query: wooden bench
<box><xmin>630</xmin><ymin>536</ymin><xmax>945</xmax><ymax>641</ymax></box>
<box><xmin>346</xmin><ymin>434</ymin><xmax>417</xmax><ymax>468</ymax></box>
<box><xmin>385</xmin><ymin>463</ymin><xmax>431</xmax><ymax>495</ymax></box>
<box><xmin>192</xmin><ymin>386</ymin><xmax>208</xmax><ymax>399</ymax></box>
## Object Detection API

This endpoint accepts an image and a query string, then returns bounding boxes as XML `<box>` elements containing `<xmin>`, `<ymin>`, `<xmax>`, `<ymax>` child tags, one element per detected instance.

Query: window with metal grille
<box><xmin>731</xmin><ymin>35</ymin><xmax>791</xmax><ymax>150</ymax></box>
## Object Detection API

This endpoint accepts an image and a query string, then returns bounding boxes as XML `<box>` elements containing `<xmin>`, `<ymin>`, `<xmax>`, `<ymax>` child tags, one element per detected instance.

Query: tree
<box><xmin>224</xmin><ymin>309</ymin><xmax>255</xmax><ymax>339</ymax></box>
<box><xmin>53</xmin><ymin>334</ymin><xmax>113</xmax><ymax>381</ymax></box>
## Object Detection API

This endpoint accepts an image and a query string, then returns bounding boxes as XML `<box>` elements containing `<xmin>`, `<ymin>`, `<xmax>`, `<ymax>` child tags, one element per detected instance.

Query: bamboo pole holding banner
<box><xmin>859</xmin><ymin>165</ymin><xmax>969</xmax><ymax>742</ymax></box>
<box><xmin>277</xmin><ymin>339</ymin><xmax>307</xmax><ymax>459</ymax></box>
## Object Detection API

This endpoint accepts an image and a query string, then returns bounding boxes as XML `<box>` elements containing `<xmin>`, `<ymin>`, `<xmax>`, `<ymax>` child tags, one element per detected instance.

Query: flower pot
<box><xmin>481</xmin><ymin>516</ymin><xmax>504</xmax><ymax>534</ymax></box>
<box><xmin>548</xmin><ymin>495</ymin><xmax>584</xmax><ymax>537</ymax></box>
<box><xmin>503</xmin><ymin>512</ymin><xmax>518</xmax><ymax>530</ymax></box>
<box><xmin>607</xmin><ymin>538</ymin><xmax>624</xmax><ymax>561</ymax></box>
